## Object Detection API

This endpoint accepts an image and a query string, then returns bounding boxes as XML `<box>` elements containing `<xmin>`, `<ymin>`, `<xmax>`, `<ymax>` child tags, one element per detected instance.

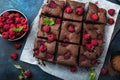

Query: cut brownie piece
<box><xmin>63</xmin><ymin>1</ymin><xmax>85</xmax><ymax>21</ymax></box>
<box><xmin>59</xmin><ymin>21</ymin><xmax>82</xmax><ymax>44</ymax></box>
<box><xmin>33</xmin><ymin>38</ymin><xmax>56</xmax><ymax>62</ymax></box>
<box><xmin>85</xmin><ymin>2</ymin><xmax>107</xmax><ymax>24</ymax></box>
<box><xmin>56</xmin><ymin>42</ymin><xmax>79</xmax><ymax>66</ymax></box>
<box><xmin>37</xmin><ymin>15</ymin><xmax>61</xmax><ymax>41</ymax></box>
<box><xmin>41</xmin><ymin>0</ymin><xmax>65</xmax><ymax>18</ymax></box>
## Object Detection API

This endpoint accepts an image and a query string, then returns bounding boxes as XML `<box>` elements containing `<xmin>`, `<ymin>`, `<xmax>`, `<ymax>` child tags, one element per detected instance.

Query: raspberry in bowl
<box><xmin>0</xmin><ymin>9</ymin><xmax>29</xmax><ymax>41</ymax></box>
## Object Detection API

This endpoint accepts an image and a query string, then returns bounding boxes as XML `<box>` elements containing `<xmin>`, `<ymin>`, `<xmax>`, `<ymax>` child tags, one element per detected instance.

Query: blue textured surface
<box><xmin>0</xmin><ymin>0</ymin><xmax>120</xmax><ymax>80</ymax></box>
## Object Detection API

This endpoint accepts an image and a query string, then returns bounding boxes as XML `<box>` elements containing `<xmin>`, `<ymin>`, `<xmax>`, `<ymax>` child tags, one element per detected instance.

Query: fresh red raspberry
<box><xmin>45</xmin><ymin>53</ymin><xmax>53</xmax><ymax>59</ymax></box>
<box><xmin>108</xmin><ymin>9</ymin><xmax>115</xmax><ymax>16</ymax></box>
<box><xmin>15</xmin><ymin>17</ymin><xmax>21</xmax><ymax>23</ymax></box>
<box><xmin>33</xmin><ymin>49</ymin><xmax>39</xmax><ymax>56</ymax></box>
<box><xmin>23</xmin><ymin>25</ymin><xmax>29</xmax><ymax>32</ymax></box>
<box><xmin>0</xmin><ymin>22</ymin><xmax>3</xmax><ymax>28</ymax></box>
<box><xmin>65</xmin><ymin>7</ymin><xmax>73</xmax><ymax>13</ymax></box>
<box><xmin>68</xmin><ymin>25</ymin><xmax>75</xmax><ymax>33</ymax></box>
<box><xmin>17</xmin><ymin>24</ymin><xmax>22</xmax><ymax>27</ymax></box>
<box><xmin>97</xmin><ymin>34</ymin><xmax>103</xmax><ymax>40</ymax></box>
<box><xmin>64</xmin><ymin>52</ymin><xmax>71</xmax><ymax>59</ymax></box>
<box><xmin>108</xmin><ymin>18</ymin><xmax>114</xmax><ymax>25</ymax></box>
<box><xmin>39</xmin><ymin>44</ymin><xmax>47</xmax><ymax>52</ymax></box>
<box><xmin>42</xmin><ymin>25</ymin><xmax>50</xmax><ymax>33</ymax></box>
<box><xmin>24</xmin><ymin>70</ymin><xmax>32</xmax><ymax>78</ymax></box>
<box><xmin>49</xmin><ymin>1</ymin><xmax>57</xmax><ymax>8</ymax></box>
<box><xmin>0</xmin><ymin>16</ymin><xmax>5</xmax><ymax>22</ymax></box>
<box><xmin>8</xmin><ymin>13</ymin><xmax>14</xmax><ymax>19</ymax></box>
<box><xmin>70</xmin><ymin>66</ymin><xmax>77</xmax><ymax>72</ymax></box>
<box><xmin>79</xmin><ymin>55</ymin><xmax>86</xmax><ymax>62</ymax></box>
<box><xmin>91</xmin><ymin>13</ymin><xmax>99</xmax><ymax>21</ymax></box>
<box><xmin>90</xmin><ymin>59</ymin><xmax>97</xmax><ymax>65</ymax></box>
<box><xmin>91</xmin><ymin>40</ymin><xmax>98</xmax><ymax>46</ymax></box>
<box><xmin>85</xmin><ymin>44</ymin><xmax>92</xmax><ymax>51</ymax></box>
<box><xmin>3</xmin><ymin>24</ymin><xmax>10</xmax><ymax>31</ymax></box>
<box><xmin>100</xmin><ymin>67</ymin><xmax>108</xmax><ymax>75</ymax></box>
<box><xmin>21</xmin><ymin>18</ymin><xmax>27</xmax><ymax>25</ymax></box>
<box><xmin>63</xmin><ymin>38</ymin><xmax>69</xmax><ymax>42</ymax></box>
<box><xmin>9</xmin><ymin>29</ymin><xmax>15</xmax><ymax>35</ymax></box>
<box><xmin>0</xmin><ymin>29</ymin><xmax>4</xmax><ymax>34</ymax></box>
<box><xmin>15</xmin><ymin>13</ymin><xmax>21</xmax><ymax>18</ymax></box>
<box><xmin>14</xmin><ymin>43</ymin><xmax>21</xmax><ymax>49</ymax></box>
<box><xmin>2</xmin><ymin>32</ymin><xmax>9</xmax><ymax>39</ymax></box>
<box><xmin>55</xmin><ymin>18</ymin><xmax>61</xmax><ymax>24</ymax></box>
<box><xmin>10</xmin><ymin>52</ymin><xmax>18</xmax><ymax>60</ymax></box>
<box><xmin>9</xmin><ymin>35</ymin><xmax>16</xmax><ymax>40</ymax></box>
<box><xmin>76</xmin><ymin>7</ymin><xmax>84</xmax><ymax>15</ymax></box>
<box><xmin>2</xmin><ymin>11</ymin><xmax>10</xmax><ymax>18</ymax></box>
<box><xmin>83</xmin><ymin>33</ymin><xmax>91</xmax><ymax>40</ymax></box>
<box><xmin>15</xmin><ymin>32</ymin><xmax>21</xmax><ymax>37</ymax></box>
<box><xmin>48</xmin><ymin>33</ymin><xmax>55</xmax><ymax>41</ymax></box>
<box><xmin>10</xmin><ymin>24</ymin><xmax>16</xmax><ymax>29</ymax></box>
<box><xmin>6</xmin><ymin>19</ymin><xmax>13</xmax><ymax>24</ymax></box>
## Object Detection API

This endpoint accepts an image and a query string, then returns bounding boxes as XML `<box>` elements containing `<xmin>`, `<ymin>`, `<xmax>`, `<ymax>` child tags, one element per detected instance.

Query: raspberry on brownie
<box><xmin>59</xmin><ymin>21</ymin><xmax>82</xmax><ymax>44</ymax></box>
<box><xmin>41</xmin><ymin>0</ymin><xmax>65</xmax><ymax>18</ymax></box>
<box><xmin>85</xmin><ymin>2</ymin><xmax>107</xmax><ymax>24</ymax></box>
<box><xmin>63</xmin><ymin>1</ymin><xmax>85</xmax><ymax>21</ymax></box>
<box><xmin>56</xmin><ymin>42</ymin><xmax>79</xmax><ymax>66</ymax></box>
<box><xmin>33</xmin><ymin>38</ymin><xmax>56</xmax><ymax>62</ymax></box>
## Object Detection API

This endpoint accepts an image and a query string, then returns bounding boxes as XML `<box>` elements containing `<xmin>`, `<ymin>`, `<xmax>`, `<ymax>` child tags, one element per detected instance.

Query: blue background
<box><xmin>0</xmin><ymin>0</ymin><xmax>120</xmax><ymax>80</ymax></box>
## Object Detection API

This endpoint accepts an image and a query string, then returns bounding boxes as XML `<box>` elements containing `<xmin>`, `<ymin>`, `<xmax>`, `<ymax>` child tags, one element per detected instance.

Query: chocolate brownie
<box><xmin>59</xmin><ymin>21</ymin><xmax>82</xmax><ymax>44</ymax></box>
<box><xmin>85</xmin><ymin>2</ymin><xmax>107</xmax><ymax>24</ymax></box>
<box><xmin>37</xmin><ymin>15</ymin><xmax>61</xmax><ymax>41</ymax></box>
<box><xmin>63</xmin><ymin>1</ymin><xmax>85</xmax><ymax>21</ymax></box>
<box><xmin>56</xmin><ymin>42</ymin><xmax>79</xmax><ymax>66</ymax></box>
<box><xmin>41</xmin><ymin>0</ymin><xmax>65</xmax><ymax>18</ymax></box>
<box><xmin>33</xmin><ymin>38</ymin><xmax>56</xmax><ymax>62</ymax></box>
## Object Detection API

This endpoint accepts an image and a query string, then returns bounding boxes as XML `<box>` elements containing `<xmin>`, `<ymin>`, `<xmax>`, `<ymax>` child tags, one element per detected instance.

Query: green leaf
<box><xmin>89</xmin><ymin>69</ymin><xmax>96</xmax><ymax>80</ymax></box>
<box><xmin>18</xmin><ymin>75</ymin><xmax>24</xmax><ymax>80</ymax></box>
<box><xmin>14</xmin><ymin>64</ymin><xmax>22</xmax><ymax>69</ymax></box>
<box><xmin>12</xmin><ymin>26</ymin><xmax>23</xmax><ymax>32</ymax></box>
<box><xmin>49</xmin><ymin>19</ymin><xmax>55</xmax><ymax>26</ymax></box>
<box><xmin>43</xmin><ymin>17</ymin><xmax>55</xmax><ymax>26</ymax></box>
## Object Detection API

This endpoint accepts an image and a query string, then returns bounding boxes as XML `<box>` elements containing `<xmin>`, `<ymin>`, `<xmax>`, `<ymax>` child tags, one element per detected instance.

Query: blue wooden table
<box><xmin>0</xmin><ymin>0</ymin><xmax>120</xmax><ymax>80</ymax></box>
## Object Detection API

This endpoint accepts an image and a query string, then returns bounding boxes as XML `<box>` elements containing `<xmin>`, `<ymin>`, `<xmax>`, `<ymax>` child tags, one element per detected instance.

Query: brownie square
<box><xmin>63</xmin><ymin>1</ymin><xmax>85</xmax><ymax>21</ymax></box>
<box><xmin>56</xmin><ymin>42</ymin><xmax>79</xmax><ymax>66</ymax></box>
<box><xmin>59</xmin><ymin>21</ymin><xmax>82</xmax><ymax>44</ymax></box>
<box><xmin>33</xmin><ymin>38</ymin><xmax>56</xmax><ymax>62</ymax></box>
<box><xmin>85</xmin><ymin>2</ymin><xmax>107</xmax><ymax>24</ymax></box>
<box><xmin>37</xmin><ymin>15</ymin><xmax>61</xmax><ymax>40</ymax></box>
<box><xmin>41</xmin><ymin>0</ymin><xmax>65</xmax><ymax>18</ymax></box>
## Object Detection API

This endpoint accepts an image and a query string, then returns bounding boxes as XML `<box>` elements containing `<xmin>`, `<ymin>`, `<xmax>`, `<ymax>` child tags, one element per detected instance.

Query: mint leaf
<box><xmin>49</xmin><ymin>19</ymin><xmax>55</xmax><ymax>26</ymax></box>
<box><xmin>43</xmin><ymin>17</ymin><xmax>55</xmax><ymax>26</ymax></box>
<box><xmin>89</xmin><ymin>70</ymin><xmax>96</xmax><ymax>80</ymax></box>
<box><xmin>12</xmin><ymin>26</ymin><xmax>23</xmax><ymax>32</ymax></box>
<box><xmin>14</xmin><ymin>64</ymin><xmax>22</xmax><ymax>69</ymax></box>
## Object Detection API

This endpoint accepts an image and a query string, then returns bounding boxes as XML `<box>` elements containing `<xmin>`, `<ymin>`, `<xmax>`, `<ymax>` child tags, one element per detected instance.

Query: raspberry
<box><xmin>55</xmin><ymin>18</ymin><xmax>61</xmax><ymax>24</ymax></box>
<box><xmin>97</xmin><ymin>34</ymin><xmax>103</xmax><ymax>40</ymax></box>
<box><xmin>91</xmin><ymin>40</ymin><xmax>98</xmax><ymax>46</ymax></box>
<box><xmin>17</xmin><ymin>24</ymin><xmax>22</xmax><ymax>27</ymax></box>
<box><xmin>48</xmin><ymin>33</ymin><xmax>55</xmax><ymax>41</ymax></box>
<box><xmin>42</xmin><ymin>25</ymin><xmax>50</xmax><ymax>33</ymax></box>
<box><xmin>70</xmin><ymin>66</ymin><xmax>77</xmax><ymax>72</ymax></box>
<box><xmin>33</xmin><ymin>49</ymin><xmax>39</xmax><ymax>56</ymax></box>
<box><xmin>0</xmin><ymin>29</ymin><xmax>4</xmax><ymax>34</ymax></box>
<box><xmin>2</xmin><ymin>11</ymin><xmax>10</xmax><ymax>18</ymax></box>
<box><xmin>83</xmin><ymin>33</ymin><xmax>91</xmax><ymax>40</ymax></box>
<box><xmin>2</xmin><ymin>32</ymin><xmax>9</xmax><ymax>39</ymax></box>
<box><xmin>65</xmin><ymin>7</ymin><xmax>73</xmax><ymax>13</ymax></box>
<box><xmin>23</xmin><ymin>25</ymin><xmax>29</xmax><ymax>32</ymax></box>
<box><xmin>9</xmin><ymin>35</ymin><xmax>16</xmax><ymax>40</ymax></box>
<box><xmin>0</xmin><ymin>22</ymin><xmax>3</xmax><ymax>28</ymax></box>
<box><xmin>68</xmin><ymin>25</ymin><xmax>75</xmax><ymax>33</ymax></box>
<box><xmin>64</xmin><ymin>52</ymin><xmax>71</xmax><ymax>59</ymax></box>
<box><xmin>10</xmin><ymin>52</ymin><xmax>18</xmax><ymax>60</ymax></box>
<box><xmin>6</xmin><ymin>19</ymin><xmax>13</xmax><ymax>24</ymax></box>
<box><xmin>39</xmin><ymin>44</ymin><xmax>47</xmax><ymax>52</ymax></box>
<box><xmin>21</xmin><ymin>18</ymin><xmax>27</xmax><ymax>25</ymax></box>
<box><xmin>91</xmin><ymin>13</ymin><xmax>99</xmax><ymax>21</ymax></box>
<box><xmin>15</xmin><ymin>17</ymin><xmax>21</xmax><ymax>23</ymax></box>
<box><xmin>90</xmin><ymin>59</ymin><xmax>97</xmax><ymax>65</ymax></box>
<box><xmin>85</xmin><ymin>44</ymin><xmax>92</xmax><ymax>51</ymax></box>
<box><xmin>24</xmin><ymin>70</ymin><xmax>32</xmax><ymax>78</ymax></box>
<box><xmin>14</xmin><ymin>43</ymin><xmax>21</xmax><ymax>49</ymax></box>
<box><xmin>63</xmin><ymin>38</ymin><xmax>69</xmax><ymax>42</ymax></box>
<box><xmin>49</xmin><ymin>1</ymin><xmax>57</xmax><ymax>8</ymax></box>
<box><xmin>76</xmin><ymin>7</ymin><xmax>84</xmax><ymax>15</ymax></box>
<box><xmin>3</xmin><ymin>24</ymin><xmax>10</xmax><ymax>31</ymax></box>
<box><xmin>108</xmin><ymin>18</ymin><xmax>114</xmax><ymax>25</ymax></box>
<box><xmin>79</xmin><ymin>55</ymin><xmax>86</xmax><ymax>62</ymax></box>
<box><xmin>108</xmin><ymin>9</ymin><xmax>115</xmax><ymax>16</ymax></box>
<box><xmin>10</xmin><ymin>24</ymin><xmax>16</xmax><ymax>29</ymax></box>
<box><xmin>9</xmin><ymin>29</ymin><xmax>15</xmax><ymax>35</ymax></box>
<box><xmin>15</xmin><ymin>32</ymin><xmax>21</xmax><ymax>37</ymax></box>
<box><xmin>101</xmin><ymin>67</ymin><xmax>108</xmax><ymax>75</ymax></box>
<box><xmin>45</xmin><ymin>53</ymin><xmax>53</xmax><ymax>59</ymax></box>
<box><xmin>8</xmin><ymin>13</ymin><xmax>14</xmax><ymax>19</ymax></box>
<box><xmin>15</xmin><ymin>13</ymin><xmax>21</xmax><ymax>18</ymax></box>
<box><xmin>0</xmin><ymin>16</ymin><xmax>5</xmax><ymax>22</ymax></box>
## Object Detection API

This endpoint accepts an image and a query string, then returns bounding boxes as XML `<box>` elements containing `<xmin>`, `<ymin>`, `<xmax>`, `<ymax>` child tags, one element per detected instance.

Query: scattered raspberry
<box><xmin>108</xmin><ymin>9</ymin><xmax>115</xmax><ymax>16</ymax></box>
<box><xmin>45</xmin><ymin>53</ymin><xmax>53</xmax><ymax>59</ymax></box>
<box><xmin>55</xmin><ymin>18</ymin><xmax>61</xmax><ymax>24</ymax></box>
<box><xmin>2</xmin><ymin>32</ymin><xmax>9</xmax><ymax>39</ymax></box>
<box><xmin>83</xmin><ymin>33</ymin><xmax>91</xmax><ymax>40</ymax></box>
<box><xmin>24</xmin><ymin>70</ymin><xmax>32</xmax><ymax>78</ymax></box>
<box><xmin>91</xmin><ymin>13</ymin><xmax>99</xmax><ymax>21</ymax></box>
<box><xmin>3</xmin><ymin>24</ymin><xmax>10</xmax><ymax>31</ymax></box>
<box><xmin>48</xmin><ymin>33</ymin><xmax>55</xmax><ymax>41</ymax></box>
<box><xmin>39</xmin><ymin>44</ymin><xmax>47</xmax><ymax>52</ymax></box>
<box><xmin>0</xmin><ymin>16</ymin><xmax>5</xmax><ymax>22</ymax></box>
<box><xmin>33</xmin><ymin>49</ymin><xmax>39</xmax><ymax>56</ymax></box>
<box><xmin>42</xmin><ymin>25</ymin><xmax>50</xmax><ymax>33</ymax></box>
<box><xmin>49</xmin><ymin>1</ymin><xmax>57</xmax><ymax>8</ymax></box>
<box><xmin>15</xmin><ymin>13</ymin><xmax>21</xmax><ymax>18</ymax></box>
<box><xmin>91</xmin><ymin>40</ymin><xmax>98</xmax><ymax>46</ymax></box>
<box><xmin>95</xmin><ymin>1</ymin><xmax>98</xmax><ymax>5</ymax></box>
<box><xmin>85</xmin><ymin>44</ymin><xmax>92</xmax><ymax>51</ymax></box>
<box><xmin>79</xmin><ymin>55</ymin><xmax>86</xmax><ymax>62</ymax></box>
<box><xmin>0</xmin><ymin>22</ymin><xmax>3</xmax><ymax>28</ymax></box>
<box><xmin>90</xmin><ymin>59</ymin><xmax>97</xmax><ymax>65</ymax></box>
<box><xmin>100</xmin><ymin>67</ymin><xmax>108</xmax><ymax>75</ymax></box>
<box><xmin>14</xmin><ymin>43</ymin><xmax>21</xmax><ymax>49</ymax></box>
<box><xmin>68</xmin><ymin>25</ymin><xmax>75</xmax><ymax>33</ymax></box>
<box><xmin>76</xmin><ymin>7</ymin><xmax>84</xmax><ymax>15</ymax></box>
<box><xmin>65</xmin><ymin>7</ymin><xmax>73</xmax><ymax>13</ymax></box>
<box><xmin>108</xmin><ymin>18</ymin><xmax>114</xmax><ymax>25</ymax></box>
<box><xmin>70</xmin><ymin>66</ymin><xmax>77</xmax><ymax>72</ymax></box>
<box><xmin>10</xmin><ymin>52</ymin><xmax>18</xmax><ymax>60</ymax></box>
<box><xmin>64</xmin><ymin>52</ymin><xmax>71</xmax><ymax>59</ymax></box>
